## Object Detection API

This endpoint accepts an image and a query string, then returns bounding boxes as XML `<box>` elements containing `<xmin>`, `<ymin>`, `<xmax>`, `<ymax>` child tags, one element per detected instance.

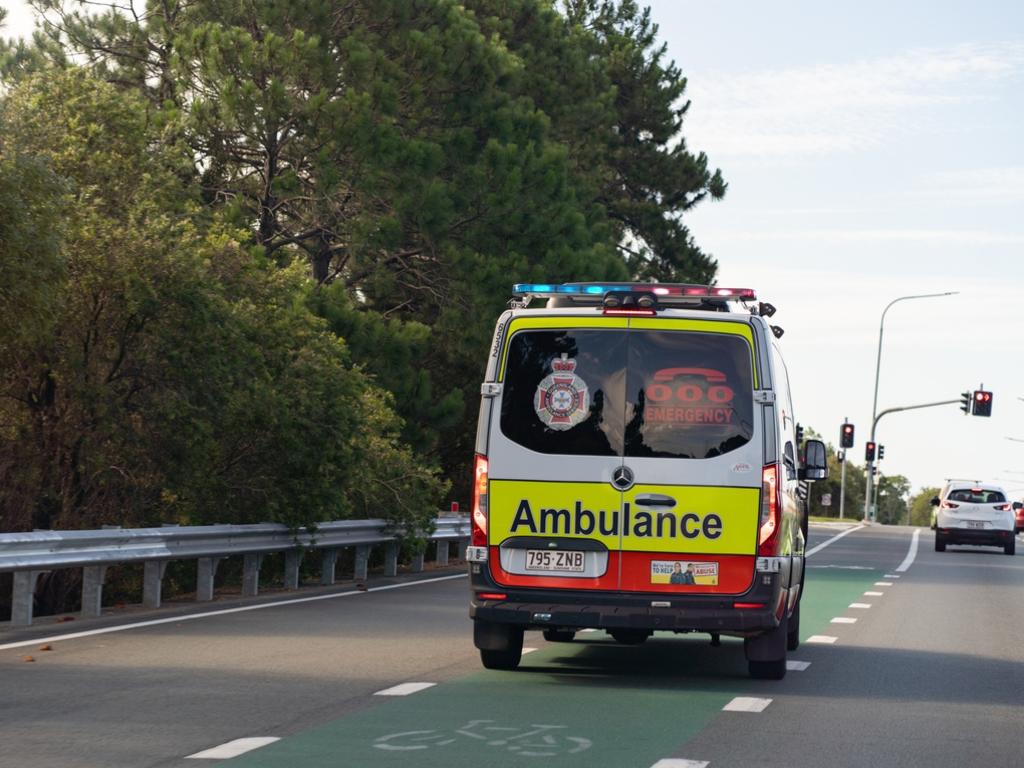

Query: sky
<box><xmin>3</xmin><ymin>1</ymin><xmax>1024</xmax><ymax>501</ymax></box>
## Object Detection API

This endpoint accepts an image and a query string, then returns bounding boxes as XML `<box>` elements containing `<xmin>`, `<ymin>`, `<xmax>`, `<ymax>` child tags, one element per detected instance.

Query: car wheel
<box><xmin>543</xmin><ymin>629</ymin><xmax>576</xmax><ymax>643</ymax></box>
<box><xmin>480</xmin><ymin>646</ymin><xmax>523</xmax><ymax>670</ymax></box>
<box><xmin>749</xmin><ymin>658</ymin><xmax>787</xmax><ymax>680</ymax></box>
<box><xmin>609</xmin><ymin>629</ymin><xmax>650</xmax><ymax>645</ymax></box>
<box><xmin>935</xmin><ymin>533</ymin><xmax>946</xmax><ymax>552</ymax></box>
<box><xmin>1005</xmin><ymin>537</ymin><xmax>1016</xmax><ymax>556</ymax></box>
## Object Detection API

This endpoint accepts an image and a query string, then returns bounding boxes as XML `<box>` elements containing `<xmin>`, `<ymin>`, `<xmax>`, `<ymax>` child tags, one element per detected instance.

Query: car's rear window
<box><xmin>948</xmin><ymin>489</ymin><xmax>1006</xmax><ymax>503</ymax></box>
<box><xmin>500</xmin><ymin>328</ymin><xmax>755</xmax><ymax>459</ymax></box>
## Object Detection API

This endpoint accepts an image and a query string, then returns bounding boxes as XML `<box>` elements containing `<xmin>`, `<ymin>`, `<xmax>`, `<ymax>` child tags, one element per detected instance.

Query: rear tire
<box><xmin>744</xmin><ymin>613</ymin><xmax>788</xmax><ymax>680</ymax></box>
<box><xmin>480</xmin><ymin>646</ymin><xmax>523</xmax><ymax>670</ymax></box>
<box><xmin>474</xmin><ymin>621</ymin><xmax>523</xmax><ymax>671</ymax></box>
<box><xmin>609</xmin><ymin>629</ymin><xmax>650</xmax><ymax>645</ymax></box>
<box><xmin>748</xmin><ymin>659</ymin><xmax>787</xmax><ymax>680</ymax></box>
<box><xmin>935</xmin><ymin>533</ymin><xmax>946</xmax><ymax>552</ymax></box>
<box><xmin>1005</xmin><ymin>537</ymin><xmax>1016</xmax><ymax>556</ymax></box>
<box><xmin>543</xmin><ymin>629</ymin><xmax>576</xmax><ymax>643</ymax></box>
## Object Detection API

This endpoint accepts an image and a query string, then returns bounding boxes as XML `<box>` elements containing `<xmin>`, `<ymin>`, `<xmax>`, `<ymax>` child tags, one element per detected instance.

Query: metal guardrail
<box><xmin>0</xmin><ymin>517</ymin><xmax>471</xmax><ymax>627</ymax></box>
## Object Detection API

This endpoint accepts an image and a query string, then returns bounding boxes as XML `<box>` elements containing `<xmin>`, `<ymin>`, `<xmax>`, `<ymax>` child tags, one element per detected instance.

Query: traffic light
<box><xmin>878</xmin><ymin>444</ymin><xmax>885</xmax><ymax>461</ymax></box>
<box><xmin>972</xmin><ymin>390</ymin><xmax>993</xmax><ymax>417</ymax></box>
<box><xmin>960</xmin><ymin>391</ymin><xmax>971</xmax><ymax>414</ymax></box>
<box><xmin>871</xmin><ymin>465</ymin><xmax>878</xmax><ymax>476</ymax></box>
<box><xmin>840</xmin><ymin>423</ymin><xmax>855</xmax><ymax>448</ymax></box>
<box><xmin>865</xmin><ymin>441</ymin><xmax>876</xmax><ymax>462</ymax></box>
<box><xmin>796</xmin><ymin>423</ymin><xmax>804</xmax><ymax>445</ymax></box>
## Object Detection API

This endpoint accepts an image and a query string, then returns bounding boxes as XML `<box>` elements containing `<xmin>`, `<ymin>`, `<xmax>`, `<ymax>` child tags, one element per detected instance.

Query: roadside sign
<box><xmin>821</xmin><ymin>493</ymin><xmax>832</xmax><ymax>507</ymax></box>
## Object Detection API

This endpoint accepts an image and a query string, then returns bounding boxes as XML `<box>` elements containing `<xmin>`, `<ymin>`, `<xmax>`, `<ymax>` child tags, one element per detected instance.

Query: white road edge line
<box><xmin>650</xmin><ymin>760</ymin><xmax>709</xmax><ymax>768</ymax></box>
<box><xmin>723</xmin><ymin>697</ymin><xmax>772</xmax><ymax>713</ymax></box>
<box><xmin>806</xmin><ymin>525</ymin><xmax>866</xmax><ymax>557</ymax></box>
<box><xmin>374</xmin><ymin>682</ymin><xmax>437</xmax><ymax>697</ymax></box>
<box><xmin>186</xmin><ymin>737</ymin><xmax>280</xmax><ymax>760</ymax></box>
<box><xmin>0</xmin><ymin>573</ymin><xmax>469</xmax><ymax>652</ymax></box>
<box><xmin>895</xmin><ymin>528</ymin><xmax>921</xmax><ymax>573</ymax></box>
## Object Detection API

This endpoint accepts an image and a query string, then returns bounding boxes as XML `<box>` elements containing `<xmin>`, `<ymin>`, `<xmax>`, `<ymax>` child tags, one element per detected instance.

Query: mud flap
<box><xmin>474</xmin><ymin>619</ymin><xmax>523</xmax><ymax>651</ymax></box>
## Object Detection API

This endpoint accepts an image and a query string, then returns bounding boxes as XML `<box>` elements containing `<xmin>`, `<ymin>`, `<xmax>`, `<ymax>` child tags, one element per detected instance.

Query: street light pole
<box><xmin>864</xmin><ymin>291</ymin><xmax>959</xmax><ymax>523</ymax></box>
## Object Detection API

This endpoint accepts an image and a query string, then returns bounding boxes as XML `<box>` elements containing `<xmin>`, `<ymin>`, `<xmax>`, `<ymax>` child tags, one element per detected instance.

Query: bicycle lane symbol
<box><xmin>374</xmin><ymin>719</ymin><xmax>593</xmax><ymax>758</ymax></box>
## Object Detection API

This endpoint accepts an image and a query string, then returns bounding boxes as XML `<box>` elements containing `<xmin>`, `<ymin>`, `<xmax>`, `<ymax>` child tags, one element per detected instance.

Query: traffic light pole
<box><xmin>862</xmin><ymin>398</ymin><xmax>960</xmax><ymax>522</ymax></box>
<box><xmin>839</xmin><ymin>455</ymin><xmax>847</xmax><ymax>520</ymax></box>
<box><xmin>865</xmin><ymin>292</ymin><xmax>958</xmax><ymax>523</ymax></box>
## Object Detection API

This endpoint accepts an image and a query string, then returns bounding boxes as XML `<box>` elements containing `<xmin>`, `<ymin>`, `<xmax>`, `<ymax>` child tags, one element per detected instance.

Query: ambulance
<box><xmin>466</xmin><ymin>283</ymin><xmax>827</xmax><ymax>680</ymax></box>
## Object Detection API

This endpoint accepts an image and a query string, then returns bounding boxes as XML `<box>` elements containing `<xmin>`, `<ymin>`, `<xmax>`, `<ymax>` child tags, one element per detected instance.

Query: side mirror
<box><xmin>929</xmin><ymin>496</ymin><xmax>940</xmax><ymax>507</ymax></box>
<box><xmin>799</xmin><ymin>439</ymin><xmax>827</xmax><ymax>481</ymax></box>
<box><xmin>1013</xmin><ymin>501</ymin><xmax>1023</xmax><ymax>511</ymax></box>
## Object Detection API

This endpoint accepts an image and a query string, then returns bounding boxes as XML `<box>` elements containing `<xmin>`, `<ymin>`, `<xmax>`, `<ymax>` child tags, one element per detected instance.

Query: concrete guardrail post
<box><xmin>143</xmin><ymin>561</ymin><xmax>168</xmax><ymax>609</ymax></box>
<box><xmin>354</xmin><ymin>545</ymin><xmax>370</xmax><ymax>581</ymax></box>
<box><xmin>242</xmin><ymin>553</ymin><xmax>263</xmax><ymax>597</ymax></box>
<box><xmin>457</xmin><ymin>537</ymin><xmax>469</xmax><ymax>560</ymax></box>
<box><xmin>436</xmin><ymin>540</ymin><xmax>450</xmax><ymax>566</ymax></box>
<box><xmin>411</xmin><ymin>548</ymin><xmax>425</xmax><ymax>573</ymax></box>
<box><xmin>81</xmin><ymin>565</ymin><xmax>108</xmax><ymax>618</ymax></box>
<box><xmin>320</xmin><ymin>549</ymin><xmax>339</xmax><ymax>586</ymax></box>
<box><xmin>11</xmin><ymin>570</ymin><xmax>43</xmax><ymax>626</ymax></box>
<box><xmin>384</xmin><ymin>542</ymin><xmax>399</xmax><ymax>577</ymax></box>
<box><xmin>196</xmin><ymin>557</ymin><xmax>223</xmax><ymax>602</ymax></box>
<box><xmin>284</xmin><ymin>549</ymin><xmax>303</xmax><ymax>590</ymax></box>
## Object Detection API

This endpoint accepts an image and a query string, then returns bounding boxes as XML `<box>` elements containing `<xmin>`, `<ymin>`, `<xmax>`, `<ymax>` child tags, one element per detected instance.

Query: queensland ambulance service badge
<box><xmin>535</xmin><ymin>354</ymin><xmax>589</xmax><ymax>430</ymax></box>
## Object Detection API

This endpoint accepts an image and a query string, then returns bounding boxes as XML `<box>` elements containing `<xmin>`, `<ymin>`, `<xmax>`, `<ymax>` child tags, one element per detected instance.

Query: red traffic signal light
<box><xmin>971</xmin><ymin>390</ymin><xmax>993</xmax><ymax>417</ymax></box>
<box><xmin>865</xmin><ymin>441</ymin><xmax>876</xmax><ymax>462</ymax></box>
<box><xmin>840</xmin><ymin>423</ymin><xmax>855</xmax><ymax>448</ymax></box>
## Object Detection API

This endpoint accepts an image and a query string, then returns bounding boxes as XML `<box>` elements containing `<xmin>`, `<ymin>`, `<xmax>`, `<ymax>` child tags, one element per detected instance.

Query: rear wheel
<box><xmin>1005</xmin><ymin>537</ymin><xmax>1016</xmax><ymax>556</ymax></box>
<box><xmin>474</xmin><ymin>621</ymin><xmax>524</xmax><ymax>671</ymax></box>
<box><xmin>543</xmin><ymin>629</ymin><xmax>576</xmax><ymax>643</ymax></box>
<box><xmin>749</xmin><ymin>659</ymin><xmax>787</xmax><ymax>680</ymax></box>
<box><xmin>935</xmin><ymin>533</ymin><xmax>946</xmax><ymax>552</ymax></box>
<box><xmin>744</xmin><ymin>613</ymin><xmax>788</xmax><ymax>680</ymax></box>
<box><xmin>609</xmin><ymin>629</ymin><xmax>650</xmax><ymax>645</ymax></box>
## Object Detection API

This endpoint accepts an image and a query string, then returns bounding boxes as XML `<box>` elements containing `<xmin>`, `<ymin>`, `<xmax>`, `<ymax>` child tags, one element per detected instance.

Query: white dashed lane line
<box><xmin>807</xmin><ymin>635</ymin><xmax>838</xmax><ymax>644</ymax></box>
<box><xmin>864</xmin><ymin>591</ymin><xmax>884</xmax><ymax>597</ymax></box>
<box><xmin>849</xmin><ymin>603</ymin><xmax>872</xmax><ymax>609</ymax></box>
<box><xmin>831</xmin><ymin>617</ymin><xmax>857</xmax><ymax>624</ymax></box>
<box><xmin>373</xmin><ymin>682</ymin><xmax>436</xmax><ymax>697</ymax></box>
<box><xmin>186</xmin><ymin>737</ymin><xmax>280</xmax><ymax>760</ymax></box>
<box><xmin>874</xmin><ymin>581</ymin><xmax>894</xmax><ymax>587</ymax></box>
<box><xmin>787</xmin><ymin>660</ymin><xmax>811</xmax><ymax>671</ymax></box>
<box><xmin>650</xmin><ymin>760</ymin><xmax>709</xmax><ymax>768</ymax></box>
<box><xmin>723</xmin><ymin>697</ymin><xmax>773</xmax><ymax>713</ymax></box>
<box><xmin>522</xmin><ymin>647</ymin><xmax>538</xmax><ymax>655</ymax></box>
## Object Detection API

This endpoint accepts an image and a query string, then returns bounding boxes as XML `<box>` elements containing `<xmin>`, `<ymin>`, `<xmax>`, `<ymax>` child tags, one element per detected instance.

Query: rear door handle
<box><xmin>634</xmin><ymin>494</ymin><xmax>676</xmax><ymax>508</ymax></box>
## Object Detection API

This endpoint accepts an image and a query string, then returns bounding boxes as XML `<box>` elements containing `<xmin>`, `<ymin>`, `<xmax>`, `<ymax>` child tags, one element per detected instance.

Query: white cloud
<box><xmin>703</xmin><ymin>227</ymin><xmax>1024</xmax><ymax>246</ymax></box>
<box><xmin>685</xmin><ymin>42</ymin><xmax>1024</xmax><ymax>158</ymax></box>
<box><xmin>916</xmin><ymin>166</ymin><xmax>1024</xmax><ymax>203</ymax></box>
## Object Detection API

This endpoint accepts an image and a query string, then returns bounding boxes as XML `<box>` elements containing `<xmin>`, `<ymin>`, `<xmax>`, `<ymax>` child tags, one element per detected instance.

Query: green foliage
<box><xmin>3</xmin><ymin>0</ymin><xmax>724</xmax><ymax>522</ymax></box>
<box><xmin>0</xmin><ymin>70</ymin><xmax>446</xmax><ymax>533</ymax></box>
<box><xmin>908</xmin><ymin>487</ymin><xmax>941</xmax><ymax>527</ymax></box>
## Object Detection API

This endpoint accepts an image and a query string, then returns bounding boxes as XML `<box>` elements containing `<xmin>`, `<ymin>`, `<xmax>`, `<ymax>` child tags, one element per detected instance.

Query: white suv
<box><xmin>930</xmin><ymin>482</ymin><xmax>1016</xmax><ymax>555</ymax></box>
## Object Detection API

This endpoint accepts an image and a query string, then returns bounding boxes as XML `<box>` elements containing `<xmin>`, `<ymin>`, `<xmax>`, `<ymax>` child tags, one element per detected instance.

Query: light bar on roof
<box><xmin>512</xmin><ymin>283</ymin><xmax>757</xmax><ymax>300</ymax></box>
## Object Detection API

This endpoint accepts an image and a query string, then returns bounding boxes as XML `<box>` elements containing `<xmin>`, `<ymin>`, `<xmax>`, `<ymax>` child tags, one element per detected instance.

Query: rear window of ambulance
<box><xmin>500</xmin><ymin>328</ymin><xmax>754</xmax><ymax>459</ymax></box>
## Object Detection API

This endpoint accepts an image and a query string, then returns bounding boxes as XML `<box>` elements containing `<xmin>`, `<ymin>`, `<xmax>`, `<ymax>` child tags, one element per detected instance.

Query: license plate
<box><xmin>966</xmin><ymin>521</ymin><xmax>985</xmax><ymax>529</ymax></box>
<box><xmin>525</xmin><ymin>549</ymin><xmax>585</xmax><ymax>572</ymax></box>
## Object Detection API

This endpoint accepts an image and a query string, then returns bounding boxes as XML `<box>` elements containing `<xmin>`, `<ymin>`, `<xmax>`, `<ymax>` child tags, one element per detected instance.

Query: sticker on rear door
<box><xmin>651</xmin><ymin>560</ymin><xmax>719</xmax><ymax>586</ymax></box>
<box><xmin>535</xmin><ymin>354</ymin><xmax>589</xmax><ymax>430</ymax></box>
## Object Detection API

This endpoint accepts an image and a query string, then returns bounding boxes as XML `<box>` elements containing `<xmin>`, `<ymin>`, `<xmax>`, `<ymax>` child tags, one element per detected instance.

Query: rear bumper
<box><xmin>937</xmin><ymin>527</ymin><xmax>1014</xmax><ymax>546</ymax></box>
<box><xmin>469</xmin><ymin>565</ymin><xmax>786</xmax><ymax>634</ymax></box>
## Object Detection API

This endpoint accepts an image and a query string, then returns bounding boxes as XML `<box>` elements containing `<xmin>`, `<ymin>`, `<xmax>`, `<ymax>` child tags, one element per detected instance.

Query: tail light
<box><xmin>940</xmin><ymin>500</ymin><xmax>960</xmax><ymax>509</ymax></box>
<box><xmin>759</xmin><ymin>463</ymin><xmax>781</xmax><ymax>555</ymax></box>
<box><xmin>472</xmin><ymin>454</ymin><xmax>488</xmax><ymax>547</ymax></box>
<box><xmin>994</xmin><ymin>504</ymin><xmax>1010</xmax><ymax>511</ymax></box>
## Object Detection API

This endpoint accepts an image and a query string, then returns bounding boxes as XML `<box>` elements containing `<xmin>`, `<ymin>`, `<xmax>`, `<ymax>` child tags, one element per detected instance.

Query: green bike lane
<box><xmin>229</xmin><ymin>567</ymin><xmax>878</xmax><ymax>768</ymax></box>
